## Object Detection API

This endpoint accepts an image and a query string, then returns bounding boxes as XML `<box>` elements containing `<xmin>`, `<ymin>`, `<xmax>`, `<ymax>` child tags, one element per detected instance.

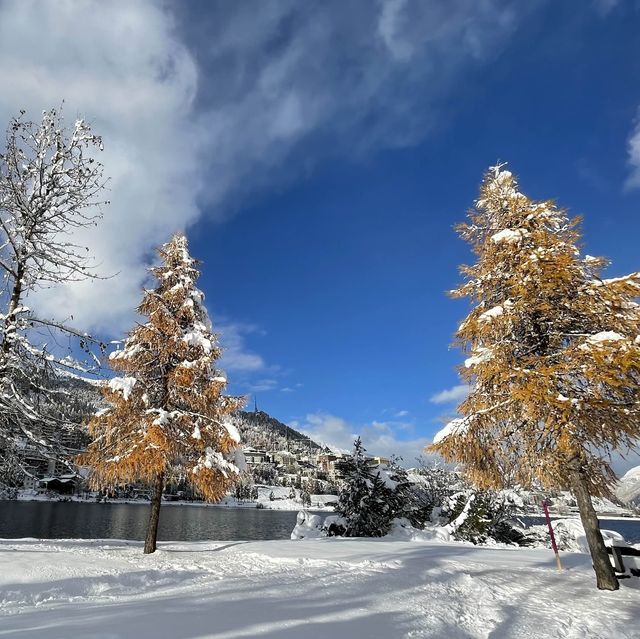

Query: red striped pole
<box><xmin>543</xmin><ymin>499</ymin><xmax>563</xmax><ymax>572</ymax></box>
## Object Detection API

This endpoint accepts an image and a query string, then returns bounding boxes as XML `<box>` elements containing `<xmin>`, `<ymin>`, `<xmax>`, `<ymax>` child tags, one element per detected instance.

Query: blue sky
<box><xmin>1</xmin><ymin>1</ymin><xmax>640</xmax><ymax>467</ymax></box>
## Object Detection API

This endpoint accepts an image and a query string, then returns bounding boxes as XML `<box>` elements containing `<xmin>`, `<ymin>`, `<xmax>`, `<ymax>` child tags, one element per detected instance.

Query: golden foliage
<box><xmin>428</xmin><ymin>165</ymin><xmax>640</xmax><ymax>495</ymax></box>
<box><xmin>79</xmin><ymin>234</ymin><xmax>244</xmax><ymax>501</ymax></box>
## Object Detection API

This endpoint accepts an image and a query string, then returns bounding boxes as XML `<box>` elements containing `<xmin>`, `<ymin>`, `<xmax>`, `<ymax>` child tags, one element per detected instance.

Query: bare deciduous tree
<box><xmin>0</xmin><ymin>108</ymin><xmax>108</xmax><ymax>479</ymax></box>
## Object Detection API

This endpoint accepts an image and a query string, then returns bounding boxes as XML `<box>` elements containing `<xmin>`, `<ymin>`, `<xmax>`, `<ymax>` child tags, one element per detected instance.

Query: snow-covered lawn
<box><xmin>0</xmin><ymin>537</ymin><xmax>637</xmax><ymax>639</ymax></box>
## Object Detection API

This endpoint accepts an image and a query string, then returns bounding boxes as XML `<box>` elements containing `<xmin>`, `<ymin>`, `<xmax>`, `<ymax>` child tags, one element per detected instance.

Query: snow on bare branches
<box><xmin>0</xmin><ymin>108</ymin><xmax>107</xmax><ymax>477</ymax></box>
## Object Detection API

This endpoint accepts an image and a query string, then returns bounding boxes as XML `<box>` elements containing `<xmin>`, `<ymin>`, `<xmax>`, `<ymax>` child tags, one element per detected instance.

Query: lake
<box><xmin>1</xmin><ymin>501</ymin><xmax>639</xmax><ymax>543</ymax></box>
<box><xmin>0</xmin><ymin>501</ymin><xmax>302</xmax><ymax>541</ymax></box>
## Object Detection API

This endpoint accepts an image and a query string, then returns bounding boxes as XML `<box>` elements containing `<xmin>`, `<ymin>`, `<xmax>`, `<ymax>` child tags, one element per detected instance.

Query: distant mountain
<box><xmin>230</xmin><ymin>410</ymin><xmax>323</xmax><ymax>454</ymax></box>
<box><xmin>50</xmin><ymin>380</ymin><xmax>324</xmax><ymax>460</ymax></box>
<box><xmin>615</xmin><ymin>466</ymin><xmax>640</xmax><ymax>508</ymax></box>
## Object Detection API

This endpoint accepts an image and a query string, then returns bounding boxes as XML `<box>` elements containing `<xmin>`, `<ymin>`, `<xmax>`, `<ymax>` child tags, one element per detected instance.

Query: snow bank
<box><xmin>527</xmin><ymin>518</ymin><xmax>626</xmax><ymax>554</ymax></box>
<box><xmin>290</xmin><ymin>511</ymin><xmax>324</xmax><ymax>539</ymax></box>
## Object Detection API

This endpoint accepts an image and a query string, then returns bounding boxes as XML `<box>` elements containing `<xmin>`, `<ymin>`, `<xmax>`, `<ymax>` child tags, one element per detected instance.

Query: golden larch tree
<box><xmin>80</xmin><ymin>234</ymin><xmax>244</xmax><ymax>553</ymax></box>
<box><xmin>429</xmin><ymin>165</ymin><xmax>640</xmax><ymax>590</ymax></box>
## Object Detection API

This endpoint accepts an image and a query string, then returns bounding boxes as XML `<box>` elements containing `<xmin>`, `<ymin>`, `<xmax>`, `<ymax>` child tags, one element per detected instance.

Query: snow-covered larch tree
<box><xmin>0</xmin><ymin>108</ymin><xmax>107</xmax><ymax>479</ymax></box>
<box><xmin>80</xmin><ymin>234</ymin><xmax>244</xmax><ymax>553</ymax></box>
<box><xmin>429</xmin><ymin>164</ymin><xmax>640</xmax><ymax>590</ymax></box>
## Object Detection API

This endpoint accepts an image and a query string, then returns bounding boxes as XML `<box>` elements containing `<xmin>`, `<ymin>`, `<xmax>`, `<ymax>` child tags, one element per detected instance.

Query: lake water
<box><xmin>0</xmin><ymin>501</ymin><xmax>302</xmax><ymax>541</ymax></box>
<box><xmin>1</xmin><ymin>501</ymin><xmax>639</xmax><ymax>543</ymax></box>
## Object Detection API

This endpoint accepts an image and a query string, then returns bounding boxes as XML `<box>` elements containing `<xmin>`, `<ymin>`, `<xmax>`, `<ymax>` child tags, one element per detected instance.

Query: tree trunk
<box><xmin>144</xmin><ymin>472</ymin><xmax>164</xmax><ymax>554</ymax></box>
<box><xmin>1</xmin><ymin>260</ymin><xmax>25</xmax><ymax>359</ymax></box>
<box><xmin>571</xmin><ymin>471</ymin><xmax>619</xmax><ymax>591</ymax></box>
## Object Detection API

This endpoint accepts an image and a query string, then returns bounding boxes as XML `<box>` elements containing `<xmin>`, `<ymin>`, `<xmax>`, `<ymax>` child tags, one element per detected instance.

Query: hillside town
<box><xmin>10</xmin><ymin>396</ymin><xmax>639</xmax><ymax>520</ymax></box>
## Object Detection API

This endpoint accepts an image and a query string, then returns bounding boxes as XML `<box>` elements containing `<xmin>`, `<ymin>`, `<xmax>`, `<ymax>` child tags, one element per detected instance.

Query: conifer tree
<box><xmin>80</xmin><ymin>234</ymin><xmax>244</xmax><ymax>553</ymax></box>
<box><xmin>337</xmin><ymin>438</ymin><xmax>394</xmax><ymax>537</ymax></box>
<box><xmin>429</xmin><ymin>165</ymin><xmax>640</xmax><ymax>590</ymax></box>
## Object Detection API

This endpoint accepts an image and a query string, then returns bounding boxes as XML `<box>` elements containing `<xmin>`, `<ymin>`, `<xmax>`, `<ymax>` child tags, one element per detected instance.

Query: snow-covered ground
<box><xmin>1</xmin><ymin>537</ymin><xmax>637</xmax><ymax>639</ymax></box>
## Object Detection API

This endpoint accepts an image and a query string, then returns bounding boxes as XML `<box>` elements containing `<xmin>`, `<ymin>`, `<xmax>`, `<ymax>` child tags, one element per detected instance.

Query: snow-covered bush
<box><xmin>386</xmin><ymin>460</ymin><xmax>437</xmax><ymax>528</ymax></box>
<box><xmin>291</xmin><ymin>511</ymin><xmax>348</xmax><ymax>539</ymax></box>
<box><xmin>523</xmin><ymin>518</ymin><xmax>625</xmax><ymax>553</ymax></box>
<box><xmin>336</xmin><ymin>438</ymin><xmax>395</xmax><ymax>537</ymax></box>
<box><xmin>442</xmin><ymin>489</ymin><xmax>527</xmax><ymax>545</ymax></box>
<box><xmin>290</xmin><ymin>511</ymin><xmax>324</xmax><ymax>539</ymax></box>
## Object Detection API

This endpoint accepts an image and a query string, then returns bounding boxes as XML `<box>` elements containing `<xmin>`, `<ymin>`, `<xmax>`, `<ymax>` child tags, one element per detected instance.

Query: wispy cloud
<box><xmin>429</xmin><ymin>384</ymin><xmax>470</xmax><ymax>405</ymax></box>
<box><xmin>592</xmin><ymin>0</ymin><xmax>619</xmax><ymax>16</ymax></box>
<box><xmin>217</xmin><ymin>321</ymin><xmax>267</xmax><ymax>373</ymax></box>
<box><xmin>626</xmin><ymin>111</ymin><xmax>640</xmax><ymax>190</ymax></box>
<box><xmin>0</xmin><ymin>0</ymin><xmax>527</xmax><ymax>333</ymax></box>
<box><xmin>245</xmin><ymin>379</ymin><xmax>279</xmax><ymax>393</ymax></box>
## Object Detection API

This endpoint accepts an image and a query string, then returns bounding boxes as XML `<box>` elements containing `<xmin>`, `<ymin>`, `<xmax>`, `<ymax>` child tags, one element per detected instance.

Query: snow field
<box><xmin>0</xmin><ymin>537</ymin><xmax>638</xmax><ymax>639</ymax></box>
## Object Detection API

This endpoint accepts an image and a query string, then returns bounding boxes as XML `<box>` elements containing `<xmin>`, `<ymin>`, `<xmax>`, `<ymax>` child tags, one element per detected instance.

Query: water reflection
<box><xmin>0</xmin><ymin>501</ymin><xmax>301</xmax><ymax>541</ymax></box>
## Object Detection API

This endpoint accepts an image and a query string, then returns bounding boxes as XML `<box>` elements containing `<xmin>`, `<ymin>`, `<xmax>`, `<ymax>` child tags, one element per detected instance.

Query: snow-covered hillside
<box><xmin>0</xmin><ymin>537</ymin><xmax>637</xmax><ymax>638</ymax></box>
<box><xmin>231</xmin><ymin>410</ymin><xmax>322</xmax><ymax>453</ymax></box>
<box><xmin>616</xmin><ymin>466</ymin><xmax>640</xmax><ymax>508</ymax></box>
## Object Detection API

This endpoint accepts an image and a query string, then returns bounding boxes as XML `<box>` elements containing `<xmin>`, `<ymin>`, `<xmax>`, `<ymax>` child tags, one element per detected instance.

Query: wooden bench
<box><xmin>607</xmin><ymin>543</ymin><xmax>640</xmax><ymax>578</ymax></box>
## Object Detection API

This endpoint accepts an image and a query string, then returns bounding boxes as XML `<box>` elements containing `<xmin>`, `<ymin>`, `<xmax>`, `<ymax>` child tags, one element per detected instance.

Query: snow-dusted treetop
<box><xmin>429</xmin><ymin>164</ymin><xmax>640</xmax><ymax>496</ymax></box>
<box><xmin>81</xmin><ymin>234</ymin><xmax>244</xmax><ymax>501</ymax></box>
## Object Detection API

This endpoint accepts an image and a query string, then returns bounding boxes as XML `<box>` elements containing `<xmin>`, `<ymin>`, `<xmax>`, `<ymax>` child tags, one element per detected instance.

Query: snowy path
<box><xmin>0</xmin><ymin>538</ymin><xmax>638</xmax><ymax>638</ymax></box>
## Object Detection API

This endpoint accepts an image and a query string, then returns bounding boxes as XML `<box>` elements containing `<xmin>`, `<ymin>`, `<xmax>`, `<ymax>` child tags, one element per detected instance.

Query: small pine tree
<box><xmin>429</xmin><ymin>164</ymin><xmax>640</xmax><ymax>590</ymax></box>
<box><xmin>336</xmin><ymin>438</ymin><xmax>394</xmax><ymax>537</ymax></box>
<box><xmin>386</xmin><ymin>458</ymin><xmax>432</xmax><ymax>528</ymax></box>
<box><xmin>80</xmin><ymin>234</ymin><xmax>244</xmax><ymax>553</ymax></box>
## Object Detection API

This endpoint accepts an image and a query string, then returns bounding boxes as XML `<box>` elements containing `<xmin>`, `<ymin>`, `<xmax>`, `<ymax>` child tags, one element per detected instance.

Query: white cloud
<box><xmin>245</xmin><ymin>379</ymin><xmax>279</xmax><ymax>393</ymax></box>
<box><xmin>297</xmin><ymin>412</ymin><xmax>433</xmax><ymax>466</ymax></box>
<box><xmin>593</xmin><ymin>0</ymin><xmax>619</xmax><ymax>16</ymax></box>
<box><xmin>429</xmin><ymin>384</ymin><xmax>470</xmax><ymax>405</ymax></box>
<box><xmin>0</xmin><ymin>0</ymin><xmax>527</xmax><ymax>333</ymax></box>
<box><xmin>217</xmin><ymin>321</ymin><xmax>266</xmax><ymax>373</ymax></box>
<box><xmin>0</xmin><ymin>0</ymin><xmax>204</xmax><ymax>332</ymax></box>
<box><xmin>627</xmin><ymin>115</ymin><xmax>640</xmax><ymax>190</ymax></box>
<box><xmin>395</xmin><ymin>410</ymin><xmax>409</xmax><ymax>417</ymax></box>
